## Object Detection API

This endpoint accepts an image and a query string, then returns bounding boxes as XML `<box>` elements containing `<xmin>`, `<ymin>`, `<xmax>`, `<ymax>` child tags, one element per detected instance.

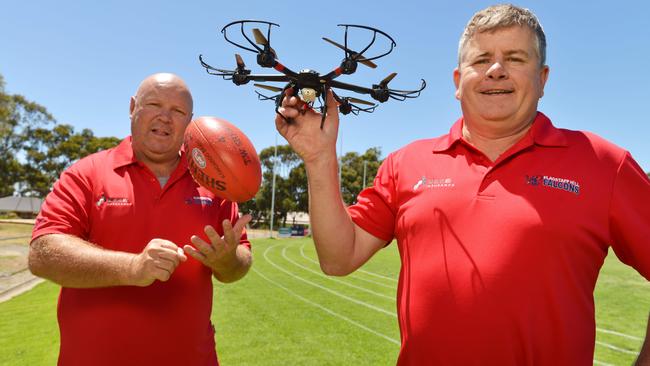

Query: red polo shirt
<box><xmin>32</xmin><ymin>137</ymin><xmax>250</xmax><ymax>366</ymax></box>
<box><xmin>349</xmin><ymin>112</ymin><xmax>650</xmax><ymax>365</ymax></box>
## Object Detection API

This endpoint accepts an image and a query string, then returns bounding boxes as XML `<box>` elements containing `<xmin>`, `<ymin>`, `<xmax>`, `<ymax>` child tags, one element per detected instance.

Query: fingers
<box><xmin>185</xmin><ymin>217</ymin><xmax>249</xmax><ymax>270</ymax></box>
<box><xmin>131</xmin><ymin>239</ymin><xmax>186</xmax><ymax>286</ymax></box>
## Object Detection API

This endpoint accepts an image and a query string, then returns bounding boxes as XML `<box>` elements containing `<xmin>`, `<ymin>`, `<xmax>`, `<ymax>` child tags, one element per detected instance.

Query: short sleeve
<box><xmin>608</xmin><ymin>151</ymin><xmax>650</xmax><ymax>280</ymax></box>
<box><xmin>348</xmin><ymin>154</ymin><xmax>398</xmax><ymax>243</ymax></box>
<box><xmin>32</xmin><ymin>161</ymin><xmax>94</xmax><ymax>241</ymax></box>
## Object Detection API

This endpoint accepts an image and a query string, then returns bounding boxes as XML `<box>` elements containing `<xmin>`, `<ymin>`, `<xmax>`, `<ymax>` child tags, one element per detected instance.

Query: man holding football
<box><xmin>28</xmin><ymin>73</ymin><xmax>251</xmax><ymax>365</ymax></box>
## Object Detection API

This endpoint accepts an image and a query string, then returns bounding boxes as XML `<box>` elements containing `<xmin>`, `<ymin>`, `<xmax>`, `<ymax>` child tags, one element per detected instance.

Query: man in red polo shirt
<box><xmin>275</xmin><ymin>4</ymin><xmax>650</xmax><ymax>366</ymax></box>
<box><xmin>28</xmin><ymin>73</ymin><xmax>252</xmax><ymax>365</ymax></box>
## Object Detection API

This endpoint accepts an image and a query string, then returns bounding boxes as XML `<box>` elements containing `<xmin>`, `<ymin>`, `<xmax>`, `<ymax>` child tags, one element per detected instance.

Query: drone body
<box><xmin>200</xmin><ymin>20</ymin><xmax>426</xmax><ymax>127</ymax></box>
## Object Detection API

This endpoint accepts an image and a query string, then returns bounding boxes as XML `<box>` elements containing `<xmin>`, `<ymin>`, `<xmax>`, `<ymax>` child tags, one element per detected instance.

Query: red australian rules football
<box><xmin>184</xmin><ymin>116</ymin><xmax>262</xmax><ymax>202</ymax></box>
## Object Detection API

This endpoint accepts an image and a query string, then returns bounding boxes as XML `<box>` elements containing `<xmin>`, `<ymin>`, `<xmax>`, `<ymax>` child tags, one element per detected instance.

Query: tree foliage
<box><xmin>240</xmin><ymin>143</ymin><xmax>382</xmax><ymax>228</ymax></box>
<box><xmin>0</xmin><ymin>74</ymin><xmax>119</xmax><ymax>197</ymax></box>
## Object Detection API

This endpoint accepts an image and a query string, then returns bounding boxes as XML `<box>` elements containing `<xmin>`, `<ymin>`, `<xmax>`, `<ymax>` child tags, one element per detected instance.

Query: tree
<box><xmin>21</xmin><ymin>125</ymin><xmax>120</xmax><ymax>196</ymax></box>
<box><xmin>1</xmin><ymin>73</ymin><xmax>120</xmax><ymax>197</ymax></box>
<box><xmin>241</xmin><ymin>144</ymin><xmax>303</xmax><ymax>227</ymax></box>
<box><xmin>340</xmin><ymin>147</ymin><xmax>382</xmax><ymax>205</ymax></box>
<box><xmin>0</xmin><ymin>74</ymin><xmax>55</xmax><ymax>196</ymax></box>
<box><xmin>240</xmin><ymin>144</ymin><xmax>382</xmax><ymax>227</ymax></box>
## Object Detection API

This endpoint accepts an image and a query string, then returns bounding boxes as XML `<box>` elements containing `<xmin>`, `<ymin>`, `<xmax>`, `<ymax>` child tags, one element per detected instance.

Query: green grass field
<box><xmin>0</xmin><ymin>236</ymin><xmax>648</xmax><ymax>365</ymax></box>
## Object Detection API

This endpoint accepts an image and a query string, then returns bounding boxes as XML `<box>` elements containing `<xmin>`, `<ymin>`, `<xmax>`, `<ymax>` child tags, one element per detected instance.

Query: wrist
<box><xmin>210</xmin><ymin>250</ymin><xmax>239</xmax><ymax>277</ymax></box>
<box><xmin>304</xmin><ymin>152</ymin><xmax>338</xmax><ymax>174</ymax></box>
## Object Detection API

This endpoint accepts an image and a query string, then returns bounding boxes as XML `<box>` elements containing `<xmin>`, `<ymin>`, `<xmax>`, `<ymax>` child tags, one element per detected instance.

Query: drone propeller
<box><xmin>346</xmin><ymin>96</ymin><xmax>375</xmax><ymax>106</ymax></box>
<box><xmin>322</xmin><ymin>37</ymin><xmax>377</xmax><ymax>69</ymax></box>
<box><xmin>253</xmin><ymin>83</ymin><xmax>283</xmax><ymax>92</ymax></box>
<box><xmin>380</xmin><ymin>72</ymin><xmax>397</xmax><ymax>87</ymax></box>
<box><xmin>235</xmin><ymin>53</ymin><xmax>246</xmax><ymax>69</ymax></box>
<box><xmin>252</xmin><ymin>28</ymin><xmax>277</xmax><ymax>57</ymax></box>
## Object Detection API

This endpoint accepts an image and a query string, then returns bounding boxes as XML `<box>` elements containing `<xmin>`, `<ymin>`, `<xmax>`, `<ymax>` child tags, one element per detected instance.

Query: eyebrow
<box><xmin>469</xmin><ymin>49</ymin><xmax>530</xmax><ymax>60</ymax></box>
<box><xmin>504</xmin><ymin>49</ymin><xmax>530</xmax><ymax>58</ymax></box>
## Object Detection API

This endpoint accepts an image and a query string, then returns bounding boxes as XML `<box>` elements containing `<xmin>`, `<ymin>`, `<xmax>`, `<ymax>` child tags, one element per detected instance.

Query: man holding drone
<box><xmin>276</xmin><ymin>4</ymin><xmax>650</xmax><ymax>365</ymax></box>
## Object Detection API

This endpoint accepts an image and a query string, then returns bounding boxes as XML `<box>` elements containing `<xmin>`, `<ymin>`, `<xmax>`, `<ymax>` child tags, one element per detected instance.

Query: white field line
<box><xmin>595</xmin><ymin>341</ymin><xmax>639</xmax><ymax>355</ymax></box>
<box><xmin>299</xmin><ymin>243</ymin><xmax>397</xmax><ymax>289</ymax></box>
<box><xmin>264</xmin><ymin>244</ymin><xmax>396</xmax><ymax>317</ymax></box>
<box><xmin>596</xmin><ymin>327</ymin><xmax>644</xmax><ymax>342</ymax></box>
<box><xmin>356</xmin><ymin>267</ymin><xmax>399</xmax><ymax>283</ymax></box>
<box><xmin>286</xmin><ymin>246</ymin><xmax>641</xmax><ymax>358</ymax></box>
<box><xmin>282</xmin><ymin>246</ymin><xmax>394</xmax><ymax>300</ymax></box>
<box><xmin>253</xmin><ymin>268</ymin><xmax>400</xmax><ymax>346</ymax></box>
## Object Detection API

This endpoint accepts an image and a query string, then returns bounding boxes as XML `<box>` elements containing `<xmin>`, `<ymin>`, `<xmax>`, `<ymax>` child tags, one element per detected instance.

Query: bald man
<box><xmin>29</xmin><ymin>73</ymin><xmax>252</xmax><ymax>365</ymax></box>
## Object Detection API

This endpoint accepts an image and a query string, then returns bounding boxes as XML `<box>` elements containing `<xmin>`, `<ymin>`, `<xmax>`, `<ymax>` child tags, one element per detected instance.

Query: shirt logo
<box><xmin>192</xmin><ymin>148</ymin><xmax>207</xmax><ymax>169</ymax></box>
<box><xmin>184</xmin><ymin>196</ymin><xmax>214</xmax><ymax>206</ymax></box>
<box><xmin>96</xmin><ymin>194</ymin><xmax>132</xmax><ymax>207</ymax></box>
<box><xmin>526</xmin><ymin>175</ymin><xmax>581</xmax><ymax>195</ymax></box>
<box><xmin>413</xmin><ymin>176</ymin><xmax>455</xmax><ymax>191</ymax></box>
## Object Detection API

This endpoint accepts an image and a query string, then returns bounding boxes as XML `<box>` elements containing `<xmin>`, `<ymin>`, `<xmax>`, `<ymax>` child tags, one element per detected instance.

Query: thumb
<box><xmin>325</xmin><ymin>88</ymin><xmax>339</xmax><ymax>116</ymax></box>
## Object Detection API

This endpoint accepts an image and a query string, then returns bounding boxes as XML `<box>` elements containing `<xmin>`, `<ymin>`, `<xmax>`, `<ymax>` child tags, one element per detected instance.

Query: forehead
<box><xmin>138</xmin><ymin>81</ymin><xmax>192</xmax><ymax>106</ymax></box>
<box><xmin>465</xmin><ymin>26</ymin><xmax>537</xmax><ymax>54</ymax></box>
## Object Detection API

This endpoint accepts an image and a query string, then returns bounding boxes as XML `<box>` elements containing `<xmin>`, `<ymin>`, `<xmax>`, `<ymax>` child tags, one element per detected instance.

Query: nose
<box><xmin>158</xmin><ymin>108</ymin><xmax>172</xmax><ymax>122</ymax></box>
<box><xmin>486</xmin><ymin>62</ymin><xmax>508</xmax><ymax>80</ymax></box>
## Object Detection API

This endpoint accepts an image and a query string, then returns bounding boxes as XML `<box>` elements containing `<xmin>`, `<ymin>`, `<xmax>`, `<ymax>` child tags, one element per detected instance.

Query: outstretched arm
<box><xmin>275</xmin><ymin>90</ymin><xmax>385</xmax><ymax>276</ymax></box>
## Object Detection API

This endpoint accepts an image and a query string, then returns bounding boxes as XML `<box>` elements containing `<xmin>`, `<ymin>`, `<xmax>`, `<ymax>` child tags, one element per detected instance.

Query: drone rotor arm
<box><xmin>245</xmin><ymin>74</ymin><xmax>292</xmax><ymax>83</ymax></box>
<box><xmin>329</xmin><ymin>80</ymin><xmax>373</xmax><ymax>96</ymax></box>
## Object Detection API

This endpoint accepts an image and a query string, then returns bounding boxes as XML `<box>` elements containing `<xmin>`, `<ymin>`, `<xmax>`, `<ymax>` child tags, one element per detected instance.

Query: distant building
<box><xmin>0</xmin><ymin>196</ymin><xmax>43</xmax><ymax>217</ymax></box>
<box><xmin>286</xmin><ymin>211</ymin><xmax>310</xmax><ymax>226</ymax></box>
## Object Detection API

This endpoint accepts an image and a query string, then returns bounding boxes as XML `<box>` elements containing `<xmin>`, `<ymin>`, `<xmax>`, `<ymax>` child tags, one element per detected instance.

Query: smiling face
<box><xmin>453</xmin><ymin>26</ymin><xmax>549</xmax><ymax>135</ymax></box>
<box><xmin>129</xmin><ymin>74</ymin><xmax>193</xmax><ymax>172</ymax></box>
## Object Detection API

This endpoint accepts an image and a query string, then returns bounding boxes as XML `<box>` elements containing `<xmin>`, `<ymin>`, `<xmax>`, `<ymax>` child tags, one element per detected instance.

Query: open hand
<box><xmin>184</xmin><ymin>214</ymin><xmax>252</xmax><ymax>275</ymax></box>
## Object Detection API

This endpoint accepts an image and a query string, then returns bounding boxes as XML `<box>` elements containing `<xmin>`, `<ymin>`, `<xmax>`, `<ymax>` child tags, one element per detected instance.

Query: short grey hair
<box><xmin>458</xmin><ymin>4</ymin><xmax>546</xmax><ymax>67</ymax></box>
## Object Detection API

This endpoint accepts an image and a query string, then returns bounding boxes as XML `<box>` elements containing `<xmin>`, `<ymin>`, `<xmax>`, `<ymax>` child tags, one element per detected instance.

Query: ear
<box><xmin>453</xmin><ymin>67</ymin><xmax>461</xmax><ymax>100</ymax></box>
<box><xmin>539</xmin><ymin>65</ymin><xmax>550</xmax><ymax>97</ymax></box>
<box><xmin>129</xmin><ymin>96</ymin><xmax>136</xmax><ymax>117</ymax></box>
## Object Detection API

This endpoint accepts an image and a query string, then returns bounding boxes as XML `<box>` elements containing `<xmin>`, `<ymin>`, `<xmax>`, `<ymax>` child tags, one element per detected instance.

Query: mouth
<box><xmin>151</xmin><ymin>128</ymin><xmax>171</xmax><ymax>137</ymax></box>
<box><xmin>480</xmin><ymin>89</ymin><xmax>514</xmax><ymax>95</ymax></box>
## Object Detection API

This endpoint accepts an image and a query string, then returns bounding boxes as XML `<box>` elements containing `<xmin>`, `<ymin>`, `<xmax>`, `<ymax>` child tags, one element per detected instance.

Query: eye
<box><xmin>507</xmin><ymin>56</ymin><xmax>525</xmax><ymax>63</ymax></box>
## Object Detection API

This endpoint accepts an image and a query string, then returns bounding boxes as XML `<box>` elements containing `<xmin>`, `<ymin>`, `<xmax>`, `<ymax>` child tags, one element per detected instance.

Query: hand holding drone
<box><xmin>199</xmin><ymin>20</ymin><xmax>426</xmax><ymax>128</ymax></box>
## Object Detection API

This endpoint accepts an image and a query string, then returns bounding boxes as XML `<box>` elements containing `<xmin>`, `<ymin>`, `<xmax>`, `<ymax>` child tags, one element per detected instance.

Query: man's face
<box><xmin>129</xmin><ymin>77</ymin><xmax>193</xmax><ymax>167</ymax></box>
<box><xmin>454</xmin><ymin>26</ymin><xmax>549</xmax><ymax>131</ymax></box>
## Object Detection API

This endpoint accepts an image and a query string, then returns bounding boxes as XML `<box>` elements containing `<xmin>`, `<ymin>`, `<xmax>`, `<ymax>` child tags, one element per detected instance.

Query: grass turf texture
<box><xmin>0</xmin><ymin>233</ymin><xmax>647</xmax><ymax>365</ymax></box>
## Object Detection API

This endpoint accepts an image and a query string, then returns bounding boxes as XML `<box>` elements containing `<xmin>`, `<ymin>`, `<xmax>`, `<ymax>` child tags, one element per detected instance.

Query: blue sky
<box><xmin>2</xmin><ymin>0</ymin><xmax>649</xmax><ymax>170</ymax></box>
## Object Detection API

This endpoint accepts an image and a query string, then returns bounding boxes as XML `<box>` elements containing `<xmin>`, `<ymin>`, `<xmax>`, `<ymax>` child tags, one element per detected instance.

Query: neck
<box><xmin>136</xmin><ymin>152</ymin><xmax>180</xmax><ymax>178</ymax></box>
<box><xmin>462</xmin><ymin>119</ymin><xmax>534</xmax><ymax>162</ymax></box>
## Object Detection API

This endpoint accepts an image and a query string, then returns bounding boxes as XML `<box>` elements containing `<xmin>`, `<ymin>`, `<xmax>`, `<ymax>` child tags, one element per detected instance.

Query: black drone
<box><xmin>199</xmin><ymin>20</ymin><xmax>426</xmax><ymax>128</ymax></box>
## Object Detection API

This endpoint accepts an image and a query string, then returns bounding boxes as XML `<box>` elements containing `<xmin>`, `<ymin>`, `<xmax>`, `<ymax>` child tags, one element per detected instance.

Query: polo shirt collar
<box><xmin>111</xmin><ymin>136</ymin><xmax>188</xmax><ymax>173</ymax></box>
<box><xmin>112</xmin><ymin>136</ymin><xmax>138</xmax><ymax>169</ymax></box>
<box><xmin>431</xmin><ymin>111</ymin><xmax>567</xmax><ymax>153</ymax></box>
